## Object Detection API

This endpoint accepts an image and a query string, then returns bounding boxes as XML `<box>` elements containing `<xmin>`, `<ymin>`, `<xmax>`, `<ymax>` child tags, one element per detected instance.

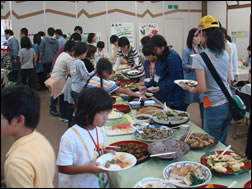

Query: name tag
<box><xmin>154</xmin><ymin>75</ymin><xmax>160</xmax><ymax>83</ymax></box>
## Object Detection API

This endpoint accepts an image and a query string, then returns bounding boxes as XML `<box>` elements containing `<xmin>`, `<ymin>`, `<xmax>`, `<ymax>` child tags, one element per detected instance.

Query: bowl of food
<box><xmin>174</xmin><ymin>80</ymin><xmax>198</xmax><ymax>88</ymax></box>
<box><xmin>120</xmin><ymin>94</ymin><xmax>129</xmax><ymax>101</ymax></box>
<box><xmin>133</xmin><ymin>114</ymin><xmax>152</xmax><ymax>125</ymax></box>
<box><xmin>163</xmin><ymin>161</ymin><xmax>212</xmax><ymax>188</ymax></box>
<box><xmin>129</xmin><ymin>101</ymin><xmax>141</xmax><ymax>109</ymax></box>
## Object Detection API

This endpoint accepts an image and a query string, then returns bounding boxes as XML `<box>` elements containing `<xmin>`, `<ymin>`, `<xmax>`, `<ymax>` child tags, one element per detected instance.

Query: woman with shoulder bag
<box><xmin>183</xmin><ymin>15</ymin><xmax>232</xmax><ymax>144</ymax></box>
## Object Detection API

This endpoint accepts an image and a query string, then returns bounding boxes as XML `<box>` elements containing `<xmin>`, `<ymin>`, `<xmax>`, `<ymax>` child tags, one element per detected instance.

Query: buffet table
<box><xmin>104</xmin><ymin>97</ymin><xmax>251</xmax><ymax>188</ymax></box>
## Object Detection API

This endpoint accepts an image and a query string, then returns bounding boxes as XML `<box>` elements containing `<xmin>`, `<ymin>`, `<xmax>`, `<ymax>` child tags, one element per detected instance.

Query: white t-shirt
<box><xmin>56</xmin><ymin>125</ymin><xmax>107</xmax><ymax>188</ymax></box>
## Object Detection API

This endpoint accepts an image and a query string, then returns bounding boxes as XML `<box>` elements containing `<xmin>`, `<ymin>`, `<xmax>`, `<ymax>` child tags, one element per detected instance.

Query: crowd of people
<box><xmin>1</xmin><ymin>15</ymin><xmax>251</xmax><ymax>188</ymax></box>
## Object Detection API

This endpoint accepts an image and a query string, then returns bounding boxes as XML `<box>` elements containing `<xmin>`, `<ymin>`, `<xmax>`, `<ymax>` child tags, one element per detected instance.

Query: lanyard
<box><xmin>85</xmin><ymin>127</ymin><xmax>101</xmax><ymax>157</ymax></box>
<box><xmin>192</xmin><ymin>48</ymin><xmax>199</xmax><ymax>54</ymax></box>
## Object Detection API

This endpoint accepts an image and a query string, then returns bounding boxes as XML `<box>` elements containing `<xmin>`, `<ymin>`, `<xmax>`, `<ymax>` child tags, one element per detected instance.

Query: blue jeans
<box><xmin>204</xmin><ymin>102</ymin><xmax>232</xmax><ymax>145</ymax></box>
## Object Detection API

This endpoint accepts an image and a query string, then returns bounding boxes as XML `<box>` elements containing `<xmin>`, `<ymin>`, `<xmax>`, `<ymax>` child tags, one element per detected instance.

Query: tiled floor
<box><xmin>1</xmin><ymin>91</ymin><xmax>250</xmax><ymax>186</ymax></box>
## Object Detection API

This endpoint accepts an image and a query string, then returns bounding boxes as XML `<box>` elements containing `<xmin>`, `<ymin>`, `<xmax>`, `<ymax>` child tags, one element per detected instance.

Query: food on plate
<box><xmin>139</xmin><ymin>127</ymin><xmax>172</xmax><ymax>141</ymax></box>
<box><xmin>171</xmin><ymin>117</ymin><xmax>184</xmax><ymax>121</ymax></box>
<box><xmin>178</xmin><ymin>80</ymin><xmax>197</xmax><ymax>86</ymax></box>
<box><xmin>145</xmin><ymin>92</ymin><xmax>153</xmax><ymax>97</ymax></box>
<box><xmin>137</xmin><ymin>181</ymin><xmax>168</xmax><ymax>188</ymax></box>
<box><xmin>165</xmin><ymin>110</ymin><xmax>177</xmax><ymax>117</ymax></box>
<box><xmin>204</xmin><ymin>184</ymin><xmax>216</xmax><ymax>188</ymax></box>
<box><xmin>105</xmin><ymin>124</ymin><xmax>135</xmax><ymax>136</ymax></box>
<box><xmin>178</xmin><ymin>112</ymin><xmax>189</xmax><ymax>117</ymax></box>
<box><xmin>104</xmin><ymin>153</ymin><xmax>132</xmax><ymax>169</ymax></box>
<box><xmin>205</xmin><ymin>152</ymin><xmax>249</xmax><ymax>173</ymax></box>
<box><xmin>184</xmin><ymin>133</ymin><xmax>216</xmax><ymax>149</ymax></box>
<box><xmin>136</xmin><ymin>106</ymin><xmax>163</xmax><ymax>115</ymax></box>
<box><xmin>169</xmin><ymin>164</ymin><xmax>206</xmax><ymax>186</ymax></box>
<box><xmin>128</xmin><ymin>71</ymin><xmax>140</xmax><ymax>75</ymax></box>
<box><xmin>113</xmin><ymin>143</ymin><xmax>149</xmax><ymax>160</ymax></box>
<box><xmin>154</xmin><ymin>112</ymin><xmax>169</xmax><ymax>121</ymax></box>
<box><xmin>115</xmin><ymin>74</ymin><xmax>124</xmax><ymax>80</ymax></box>
<box><xmin>136</xmin><ymin>116</ymin><xmax>150</xmax><ymax>120</ymax></box>
<box><xmin>108</xmin><ymin>111</ymin><xmax>123</xmax><ymax>119</ymax></box>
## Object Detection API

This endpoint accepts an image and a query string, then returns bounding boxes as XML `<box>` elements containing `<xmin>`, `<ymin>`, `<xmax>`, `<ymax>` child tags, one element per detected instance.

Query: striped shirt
<box><xmin>87</xmin><ymin>75</ymin><xmax>119</xmax><ymax>94</ymax></box>
<box><xmin>113</xmin><ymin>46</ymin><xmax>142</xmax><ymax>71</ymax></box>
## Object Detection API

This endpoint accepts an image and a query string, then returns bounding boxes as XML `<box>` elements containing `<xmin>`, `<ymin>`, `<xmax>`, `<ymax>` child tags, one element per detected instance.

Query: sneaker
<box><xmin>50</xmin><ymin>111</ymin><xmax>60</xmax><ymax>117</ymax></box>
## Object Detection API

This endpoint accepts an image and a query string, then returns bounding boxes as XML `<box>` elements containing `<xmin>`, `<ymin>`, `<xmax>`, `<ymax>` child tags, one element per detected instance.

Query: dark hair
<box><xmin>70</xmin><ymin>33</ymin><xmax>81</xmax><ymax>41</ymax></box>
<box><xmin>186</xmin><ymin>28</ymin><xmax>198</xmax><ymax>49</ymax></box>
<box><xmin>204</xmin><ymin>27</ymin><xmax>225</xmax><ymax>55</ymax></box>
<box><xmin>64</xmin><ymin>40</ymin><xmax>75</xmax><ymax>53</ymax></box>
<box><xmin>47</xmin><ymin>27</ymin><xmax>55</xmax><ymax>37</ymax></box>
<box><xmin>20</xmin><ymin>27</ymin><xmax>28</xmax><ymax>37</ymax></box>
<box><xmin>73</xmin><ymin>88</ymin><xmax>112</xmax><ymax>127</ymax></box>
<box><xmin>1</xmin><ymin>85</ymin><xmax>40</xmax><ymax>129</ymax></box>
<box><xmin>97</xmin><ymin>41</ymin><xmax>105</xmax><ymax>49</ymax></box>
<box><xmin>142</xmin><ymin>44</ymin><xmax>155</xmax><ymax>56</ymax></box>
<box><xmin>74</xmin><ymin>26</ymin><xmax>83</xmax><ymax>33</ymax></box>
<box><xmin>221</xmin><ymin>28</ymin><xmax>232</xmax><ymax>42</ymax></box>
<box><xmin>33</xmin><ymin>33</ymin><xmax>41</xmax><ymax>45</ymax></box>
<box><xmin>73</xmin><ymin>42</ymin><xmax>88</xmax><ymax>57</ymax></box>
<box><xmin>110</xmin><ymin>35</ymin><xmax>119</xmax><ymax>44</ymax></box>
<box><xmin>62</xmin><ymin>34</ymin><xmax>67</xmax><ymax>39</ymax></box>
<box><xmin>141</xmin><ymin>36</ymin><xmax>151</xmax><ymax>47</ymax></box>
<box><xmin>21</xmin><ymin>37</ymin><xmax>32</xmax><ymax>49</ymax></box>
<box><xmin>4</xmin><ymin>29</ymin><xmax>14</xmax><ymax>36</ymax></box>
<box><xmin>87</xmin><ymin>45</ymin><xmax>97</xmax><ymax>58</ymax></box>
<box><xmin>86</xmin><ymin>58</ymin><xmax>113</xmax><ymax>89</ymax></box>
<box><xmin>118</xmin><ymin>37</ymin><xmax>130</xmax><ymax>47</ymax></box>
<box><xmin>38</xmin><ymin>31</ymin><xmax>45</xmax><ymax>37</ymax></box>
<box><xmin>149</xmin><ymin>35</ymin><xmax>170</xmax><ymax>61</ymax></box>
<box><xmin>247</xmin><ymin>45</ymin><xmax>251</xmax><ymax>51</ymax></box>
<box><xmin>55</xmin><ymin>29</ymin><xmax>63</xmax><ymax>36</ymax></box>
<box><xmin>87</xmin><ymin>33</ymin><xmax>96</xmax><ymax>44</ymax></box>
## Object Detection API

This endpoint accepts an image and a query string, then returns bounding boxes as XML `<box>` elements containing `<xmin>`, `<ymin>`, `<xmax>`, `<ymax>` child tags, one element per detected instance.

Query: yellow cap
<box><xmin>198</xmin><ymin>15</ymin><xmax>220</xmax><ymax>30</ymax></box>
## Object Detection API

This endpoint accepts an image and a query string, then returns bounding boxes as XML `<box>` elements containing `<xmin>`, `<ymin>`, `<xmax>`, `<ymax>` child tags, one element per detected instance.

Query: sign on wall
<box><xmin>1</xmin><ymin>19</ymin><xmax>12</xmax><ymax>47</ymax></box>
<box><xmin>139</xmin><ymin>23</ymin><xmax>159</xmax><ymax>43</ymax></box>
<box><xmin>111</xmin><ymin>23</ymin><xmax>134</xmax><ymax>47</ymax></box>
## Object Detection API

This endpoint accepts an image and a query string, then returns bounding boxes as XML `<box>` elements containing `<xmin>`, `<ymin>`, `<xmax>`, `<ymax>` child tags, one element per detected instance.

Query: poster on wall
<box><xmin>1</xmin><ymin>19</ymin><xmax>12</xmax><ymax>47</ymax></box>
<box><xmin>139</xmin><ymin>23</ymin><xmax>159</xmax><ymax>42</ymax></box>
<box><xmin>110</xmin><ymin>23</ymin><xmax>134</xmax><ymax>59</ymax></box>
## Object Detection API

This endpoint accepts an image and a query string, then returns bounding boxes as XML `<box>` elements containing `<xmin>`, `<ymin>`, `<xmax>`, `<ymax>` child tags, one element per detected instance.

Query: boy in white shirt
<box><xmin>94</xmin><ymin>41</ymin><xmax>110</xmax><ymax>65</ymax></box>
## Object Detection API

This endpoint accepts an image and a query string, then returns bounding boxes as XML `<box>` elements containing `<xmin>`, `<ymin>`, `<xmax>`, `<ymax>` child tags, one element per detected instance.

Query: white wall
<box><xmin>1</xmin><ymin>1</ymin><xmax>202</xmax><ymax>57</ymax></box>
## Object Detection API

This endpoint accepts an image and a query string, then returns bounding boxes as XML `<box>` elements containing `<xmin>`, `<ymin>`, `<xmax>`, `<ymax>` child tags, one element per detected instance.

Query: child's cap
<box><xmin>198</xmin><ymin>15</ymin><xmax>220</xmax><ymax>30</ymax></box>
<box><xmin>1</xmin><ymin>46</ymin><xmax>10</xmax><ymax>51</ymax></box>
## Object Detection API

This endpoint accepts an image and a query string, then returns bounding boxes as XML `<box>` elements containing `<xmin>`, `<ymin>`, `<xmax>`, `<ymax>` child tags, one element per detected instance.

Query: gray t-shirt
<box><xmin>70</xmin><ymin>59</ymin><xmax>95</xmax><ymax>93</ymax></box>
<box><xmin>192</xmin><ymin>48</ymin><xmax>231</xmax><ymax>105</ymax></box>
<box><xmin>18</xmin><ymin>48</ymin><xmax>35</xmax><ymax>69</ymax></box>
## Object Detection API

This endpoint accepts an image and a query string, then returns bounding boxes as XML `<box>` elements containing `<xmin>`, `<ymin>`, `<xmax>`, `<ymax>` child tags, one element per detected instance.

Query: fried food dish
<box><xmin>185</xmin><ymin>133</ymin><xmax>216</xmax><ymax>148</ymax></box>
<box><xmin>114</xmin><ymin>143</ymin><xmax>149</xmax><ymax>160</ymax></box>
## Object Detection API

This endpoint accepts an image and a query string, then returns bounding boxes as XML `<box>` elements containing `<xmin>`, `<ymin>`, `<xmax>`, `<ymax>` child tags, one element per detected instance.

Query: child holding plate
<box><xmin>56</xmin><ymin>88</ymin><xmax>115</xmax><ymax>188</ymax></box>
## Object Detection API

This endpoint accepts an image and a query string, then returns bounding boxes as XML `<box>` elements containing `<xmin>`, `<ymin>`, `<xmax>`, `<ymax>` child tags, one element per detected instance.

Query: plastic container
<box><xmin>129</xmin><ymin>101</ymin><xmax>141</xmax><ymax>109</ymax></box>
<box><xmin>144</xmin><ymin>100</ymin><xmax>155</xmax><ymax>106</ymax></box>
<box><xmin>133</xmin><ymin>114</ymin><xmax>152</xmax><ymax>124</ymax></box>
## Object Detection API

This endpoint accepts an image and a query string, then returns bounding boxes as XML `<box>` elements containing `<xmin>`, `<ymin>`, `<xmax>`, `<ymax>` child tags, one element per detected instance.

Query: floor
<box><xmin>1</xmin><ymin>91</ymin><xmax>250</xmax><ymax>186</ymax></box>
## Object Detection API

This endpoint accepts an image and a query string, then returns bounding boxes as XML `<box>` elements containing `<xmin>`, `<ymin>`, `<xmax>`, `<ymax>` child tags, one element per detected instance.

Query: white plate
<box><xmin>105</xmin><ymin>124</ymin><xmax>135</xmax><ymax>136</ymax></box>
<box><xmin>134</xmin><ymin>177</ymin><xmax>175</xmax><ymax>188</ymax></box>
<box><xmin>108</xmin><ymin>111</ymin><xmax>124</xmax><ymax>120</ymax></box>
<box><xmin>127</xmin><ymin>70</ymin><xmax>141</xmax><ymax>75</ymax></box>
<box><xmin>96</xmin><ymin>152</ymin><xmax>137</xmax><ymax>172</ymax></box>
<box><xmin>163</xmin><ymin>161</ymin><xmax>212</xmax><ymax>188</ymax></box>
<box><xmin>174</xmin><ymin>80</ymin><xmax>198</xmax><ymax>88</ymax></box>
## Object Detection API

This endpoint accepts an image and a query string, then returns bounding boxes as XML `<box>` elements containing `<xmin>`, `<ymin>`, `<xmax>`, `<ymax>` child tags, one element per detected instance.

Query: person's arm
<box><xmin>182</xmin><ymin>49</ymin><xmax>192</xmax><ymax>72</ymax></box>
<box><xmin>18</xmin><ymin>50</ymin><xmax>23</xmax><ymax>64</ymax></box>
<box><xmin>231</xmin><ymin>44</ymin><xmax>239</xmax><ymax>82</ymax></box>
<box><xmin>34</xmin><ymin>55</ymin><xmax>37</xmax><ymax>68</ymax></box>
<box><xmin>117</xmin><ymin>87</ymin><xmax>147</xmax><ymax>100</ymax></box>
<box><xmin>39</xmin><ymin>39</ymin><xmax>45</xmax><ymax>63</ymax></box>
<box><xmin>113</xmin><ymin>56</ymin><xmax>121</xmax><ymax>71</ymax></box>
<box><xmin>184</xmin><ymin>69</ymin><xmax>207</xmax><ymax>94</ymax></box>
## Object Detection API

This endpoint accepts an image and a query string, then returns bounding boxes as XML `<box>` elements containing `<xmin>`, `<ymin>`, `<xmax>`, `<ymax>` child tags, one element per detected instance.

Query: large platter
<box><xmin>152</xmin><ymin>110</ymin><xmax>190</xmax><ymax>126</ymax></box>
<box><xmin>163</xmin><ymin>161</ymin><xmax>212</xmax><ymax>188</ymax></box>
<box><xmin>180</xmin><ymin>133</ymin><xmax>218</xmax><ymax>150</ymax></box>
<box><xmin>133</xmin><ymin>125</ymin><xmax>175</xmax><ymax>143</ymax></box>
<box><xmin>106</xmin><ymin>140</ymin><xmax>150</xmax><ymax>164</ymax></box>
<box><xmin>201</xmin><ymin>151</ymin><xmax>251</xmax><ymax>175</ymax></box>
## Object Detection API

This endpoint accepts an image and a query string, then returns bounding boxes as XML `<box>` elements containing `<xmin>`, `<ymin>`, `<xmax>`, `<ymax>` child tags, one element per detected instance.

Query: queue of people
<box><xmin>1</xmin><ymin>14</ymin><xmax>251</xmax><ymax>188</ymax></box>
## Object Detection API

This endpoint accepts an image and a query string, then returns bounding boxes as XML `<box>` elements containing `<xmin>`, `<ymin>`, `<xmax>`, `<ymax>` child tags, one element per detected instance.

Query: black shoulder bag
<box><xmin>200</xmin><ymin>52</ymin><xmax>246</xmax><ymax>121</ymax></box>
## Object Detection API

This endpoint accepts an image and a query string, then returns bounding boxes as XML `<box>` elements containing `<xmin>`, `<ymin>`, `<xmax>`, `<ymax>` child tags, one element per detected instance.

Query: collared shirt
<box><xmin>4</xmin><ymin>131</ymin><xmax>56</xmax><ymax>188</ymax></box>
